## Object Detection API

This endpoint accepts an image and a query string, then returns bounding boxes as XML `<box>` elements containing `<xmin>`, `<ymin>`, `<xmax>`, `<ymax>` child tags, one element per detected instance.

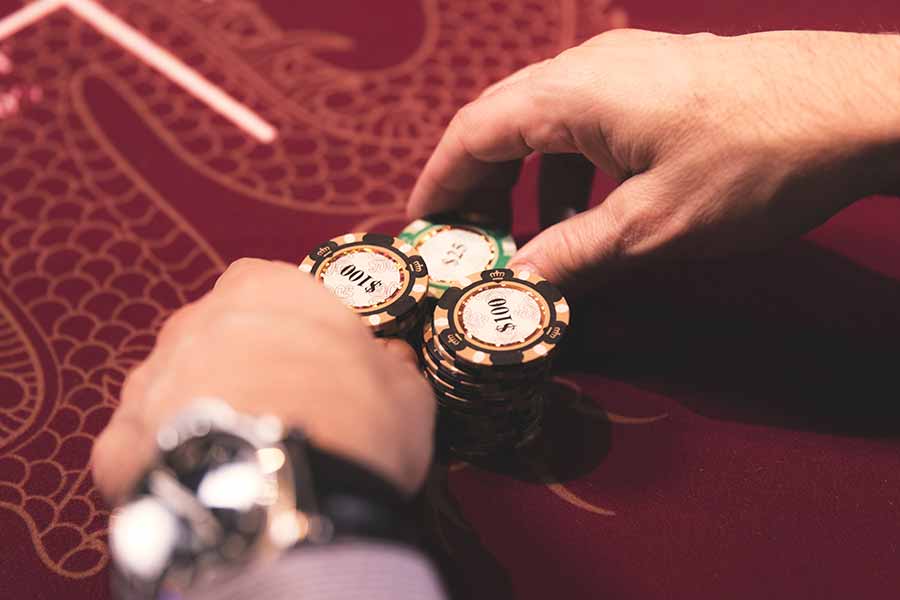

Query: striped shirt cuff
<box><xmin>185</xmin><ymin>542</ymin><xmax>447</xmax><ymax>600</ymax></box>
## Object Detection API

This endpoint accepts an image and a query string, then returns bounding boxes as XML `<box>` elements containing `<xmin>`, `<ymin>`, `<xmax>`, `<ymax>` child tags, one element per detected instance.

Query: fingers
<box><xmin>407</xmin><ymin>77</ymin><xmax>577</xmax><ymax>218</ymax></box>
<box><xmin>214</xmin><ymin>258</ymin><xmax>300</xmax><ymax>293</ymax></box>
<box><xmin>92</xmin><ymin>255</ymin><xmax>438</xmax><ymax>505</ymax></box>
<box><xmin>405</xmin><ymin>60</ymin><xmax>549</xmax><ymax>224</ymax></box>
<box><xmin>91</xmin><ymin>363</ymin><xmax>157</xmax><ymax>505</ymax></box>
<box><xmin>538</xmin><ymin>153</ymin><xmax>596</xmax><ymax>229</ymax></box>
<box><xmin>214</xmin><ymin>258</ymin><xmax>365</xmax><ymax>329</ymax></box>
<box><xmin>425</xmin><ymin>159</ymin><xmax>522</xmax><ymax>226</ymax></box>
<box><xmin>91</xmin><ymin>412</ymin><xmax>156</xmax><ymax>505</ymax></box>
<box><xmin>510</xmin><ymin>173</ymin><xmax>661</xmax><ymax>290</ymax></box>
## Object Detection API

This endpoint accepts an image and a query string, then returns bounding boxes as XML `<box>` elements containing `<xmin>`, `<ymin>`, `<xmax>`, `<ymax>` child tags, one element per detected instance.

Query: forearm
<box><xmin>727</xmin><ymin>31</ymin><xmax>900</xmax><ymax>199</ymax></box>
<box><xmin>797</xmin><ymin>31</ymin><xmax>900</xmax><ymax>198</ymax></box>
<box><xmin>853</xmin><ymin>32</ymin><xmax>900</xmax><ymax>197</ymax></box>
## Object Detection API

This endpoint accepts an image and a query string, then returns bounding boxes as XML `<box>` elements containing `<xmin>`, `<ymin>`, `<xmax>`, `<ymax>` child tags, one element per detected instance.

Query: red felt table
<box><xmin>1</xmin><ymin>1</ymin><xmax>898</xmax><ymax>599</ymax></box>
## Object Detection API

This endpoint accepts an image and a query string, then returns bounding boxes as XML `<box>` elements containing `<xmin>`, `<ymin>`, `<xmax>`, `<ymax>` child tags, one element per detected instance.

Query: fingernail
<box><xmin>508</xmin><ymin>258</ymin><xmax>541</xmax><ymax>277</ymax></box>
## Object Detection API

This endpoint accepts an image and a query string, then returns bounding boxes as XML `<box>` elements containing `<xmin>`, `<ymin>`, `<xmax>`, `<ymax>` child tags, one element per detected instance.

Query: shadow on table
<box><xmin>419</xmin><ymin>237</ymin><xmax>900</xmax><ymax>600</ymax></box>
<box><xmin>417</xmin><ymin>462</ymin><xmax>514</xmax><ymax>600</ymax></box>
<box><xmin>560</xmin><ymin>238</ymin><xmax>900</xmax><ymax>437</ymax></box>
<box><xmin>419</xmin><ymin>383</ymin><xmax>615</xmax><ymax>600</ymax></box>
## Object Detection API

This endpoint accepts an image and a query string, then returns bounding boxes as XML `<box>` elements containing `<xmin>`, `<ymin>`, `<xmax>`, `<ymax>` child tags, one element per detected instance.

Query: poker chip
<box><xmin>399</xmin><ymin>216</ymin><xmax>516</xmax><ymax>299</ymax></box>
<box><xmin>418</xmin><ymin>267</ymin><xmax>570</xmax><ymax>458</ymax></box>
<box><xmin>432</xmin><ymin>268</ymin><xmax>569</xmax><ymax>368</ymax></box>
<box><xmin>299</xmin><ymin>232</ymin><xmax>429</xmax><ymax>336</ymax></box>
<box><xmin>435</xmin><ymin>395</ymin><xmax>543</xmax><ymax>455</ymax></box>
<box><xmin>422</xmin><ymin>322</ymin><xmax>545</xmax><ymax>394</ymax></box>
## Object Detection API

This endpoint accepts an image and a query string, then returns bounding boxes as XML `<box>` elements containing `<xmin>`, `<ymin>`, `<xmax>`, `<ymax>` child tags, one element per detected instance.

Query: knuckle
<box><xmin>226</xmin><ymin>257</ymin><xmax>265</xmax><ymax>273</ymax></box>
<box><xmin>583</xmin><ymin>27</ymin><xmax>646</xmax><ymax>46</ymax></box>
<box><xmin>90</xmin><ymin>436</ymin><xmax>114</xmax><ymax>494</ymax></box>
<box><xmin>156</xmin><ymin>304</ymin><xmax>196</xmax><ymax>345</ymax></box>
<box><xmin>553</xmin><ymin>45</ymin><xmax>586</xmax><ymax>64</ymax></box>
<box><xmin>216</xmin><ymin>257</ymin><xmax>270</xmax><ymax>290</ymax></box>
<box><xmin>514</xmin><ymin>81</ymin><xmax>570</xmax><ymax>154</ymax></box>
<box><xmin>527</xmin><ymin>58</ymin><xmax>551</xmax><ymax>74</ymax></box>
<box><xmin>552</xmin><ymin>225</ymin><xmax>593</xmax><ymax>278</ymax></box>
<box><xmin>614</xmin><ymin>199</ymin><xmax>678</xmax><ymax>258</ymax></box>
<box><xmin>206</xmin><ymin>307</ymin><xmax>256</xmax><ymax>339</ymax></box>
<box><xmin>687</xmin><ymin>31</ymin><xmax>718</xmax><ymax>42</ymax></box>
<box><xmin>122</xmin><ymin>362</ymin><xmax>152</xmax><ymax>401</ymax></box>
<box><xmin>524</xmin><ymin>225</ymin><xmax>587</xmax><ymax>285</ymax></box>
<box><xmin>451</xmin><ymin>102</ymin><xmax>478</xmax><ymax>137</ymax></box>
<box><xmin>90</xmin><ymin>428</ymin><xmax>111</xmax><ymax>467</ymax></box>
<box><xmin>609</xmin><ymin>201</ymin><xmax>648</xmax><ymax>253</ymax></box>
<box><xmin>448</xmin><ymin>101</ymin><xmax>492</xmax><ymax>161</ymax></box>
<box><xmin>228</xmin><ymin>274</ymin><xmax>260</xmax><ymax>302</ymax></box>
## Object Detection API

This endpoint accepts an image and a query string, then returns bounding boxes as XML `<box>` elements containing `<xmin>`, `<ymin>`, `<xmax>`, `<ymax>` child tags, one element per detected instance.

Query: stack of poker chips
<box><xmin>420</xmin><ymin>268</ymin><xmax>570</xmax><ymax>457</ymax></box>
<box><xmin>299</xmin><ymin>232</ymin><xmax>430</xmax><ymax>338</ymax></box>
<box><xmin>300</xmin><ymin>222</ymin><xmax>570</xmax><ymax>458</ymax></box>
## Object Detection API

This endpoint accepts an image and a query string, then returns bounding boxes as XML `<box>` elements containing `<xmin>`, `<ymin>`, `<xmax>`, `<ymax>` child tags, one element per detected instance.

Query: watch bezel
<box><xmin>109</xmin><ymin>398</ymin><xmax>330</xmax><ymax>599</ymax></box>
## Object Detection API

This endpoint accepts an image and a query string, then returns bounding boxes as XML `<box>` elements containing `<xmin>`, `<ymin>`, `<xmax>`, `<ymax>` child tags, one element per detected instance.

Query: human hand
<box><xmin>91</xmin><ymin>259</ymin><xmax>435</xmax><ymax>504</ymax></box>
<box><xmin>408</xmin><ymin>29</ymin><xmax>900</xmax><ymax>288</ymax></box>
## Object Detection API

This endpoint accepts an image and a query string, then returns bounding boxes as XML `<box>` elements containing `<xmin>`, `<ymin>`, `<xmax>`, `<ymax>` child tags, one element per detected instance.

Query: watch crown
<box><xmin>255</xmin><ymin>414</ymin><xmax>284</xmax><ymax>444</ymax></box>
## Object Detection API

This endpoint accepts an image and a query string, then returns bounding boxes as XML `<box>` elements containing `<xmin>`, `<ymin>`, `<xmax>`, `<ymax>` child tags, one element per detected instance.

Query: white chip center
<box><xmin>322</xmin><ymin>250</ymin><xmax>402</xmax><ymax>309</ymax></box>
<box><xmin>418</xmin><ymin>228</ymin><xmax>494</xmax><ymax>284</ymax></box>
<box><xmin>461</xmin><ymin>286</ymin><xmax>543</xmax><ymax>347</ymax></box>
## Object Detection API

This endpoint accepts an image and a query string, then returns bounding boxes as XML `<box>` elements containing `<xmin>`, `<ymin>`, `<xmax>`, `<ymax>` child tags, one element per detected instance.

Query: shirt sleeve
<box><xmin>184</xmin><ymin>541</ymin><xmax>448</xmax><ymax>600</ymax></box>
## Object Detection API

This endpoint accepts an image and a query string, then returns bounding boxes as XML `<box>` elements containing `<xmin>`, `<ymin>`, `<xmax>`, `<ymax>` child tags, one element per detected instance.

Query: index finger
<box><xmin>407</xmin><ymin>80</ymin><xmax>575</xmax><ymax>218</ymax></box>
<box><xmin>214</xmin><ymin>258</ymin><xmax>367</xmax><ymax>331</ymax></box>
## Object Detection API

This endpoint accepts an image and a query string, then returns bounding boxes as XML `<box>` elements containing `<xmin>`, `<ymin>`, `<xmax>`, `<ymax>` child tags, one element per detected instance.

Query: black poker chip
<box><xmin>299</xmin><ymin>232</ymin><xmax>429</xmax><ymax>335</ymax></box>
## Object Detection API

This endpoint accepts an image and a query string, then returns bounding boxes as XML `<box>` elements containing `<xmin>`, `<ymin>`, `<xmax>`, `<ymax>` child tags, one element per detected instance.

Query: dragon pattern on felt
<box><xmin>0</xmin><ymin>0</ymin><xmax>631</xmax><ymax>578</ymax></box>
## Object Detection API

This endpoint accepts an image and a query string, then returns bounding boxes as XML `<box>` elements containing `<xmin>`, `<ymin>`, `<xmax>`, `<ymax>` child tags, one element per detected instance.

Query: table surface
<box><xmin>1</xmin><ymin>1</ymin><xmax>899</xmax><ymax>598</ymax></box>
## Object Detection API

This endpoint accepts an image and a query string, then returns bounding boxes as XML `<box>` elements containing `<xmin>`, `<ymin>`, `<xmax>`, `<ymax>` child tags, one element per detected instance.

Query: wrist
<box><xmin>821</xmin><ymin>32</ymin><xmax>900</xmax><ymax>198</ymax></box>
<box><xmin>740</xmin><ymin>31</ymin><xmax>900</xmax><ymax>199</ymax></box>
<box><xmin>109</xmin><ymin>400</ymin><xmax>417</xmax><ymax>599</ymax></box>
<box><xmin>283</xmin><ymin>431</ymin><xmax>417</xmax><ymax>546</ymax></box>
<box><xmin>286</xmin><ymin>412</ymin><xmax>429</xmax><ymax>498</ymax></box>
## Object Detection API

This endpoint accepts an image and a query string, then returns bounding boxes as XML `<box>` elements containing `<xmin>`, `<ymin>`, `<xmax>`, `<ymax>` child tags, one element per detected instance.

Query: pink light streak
<box><xmin>0</xmin><ymin>0</ymin><xmax>65</xmax><ymax>41</ymax></box>
<box><xmin>0</xmin><ymin>0</ymin><xmax>277</xmax><ymax>143</ymax></box>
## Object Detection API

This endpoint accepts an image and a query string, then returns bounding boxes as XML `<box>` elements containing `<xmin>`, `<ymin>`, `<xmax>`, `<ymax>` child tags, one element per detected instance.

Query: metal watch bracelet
<box><xmin>108</xmin><ymin>398</ymin><xmax>412</xmax><ymax>600</ymax></box>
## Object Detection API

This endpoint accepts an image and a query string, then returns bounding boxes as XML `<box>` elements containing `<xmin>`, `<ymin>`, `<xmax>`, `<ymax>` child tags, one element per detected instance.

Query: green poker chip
<box><xmin>399</xmin><ymin>215</ymin><xmax>516</xmax><ymax>298</ymax></box>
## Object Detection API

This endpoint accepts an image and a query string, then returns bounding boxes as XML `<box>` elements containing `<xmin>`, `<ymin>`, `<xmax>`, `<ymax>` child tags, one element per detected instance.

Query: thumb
<box><xmin>510</xmin><ymin>173</ymin><xmax>661</xmax><ymax>291</ymax></box>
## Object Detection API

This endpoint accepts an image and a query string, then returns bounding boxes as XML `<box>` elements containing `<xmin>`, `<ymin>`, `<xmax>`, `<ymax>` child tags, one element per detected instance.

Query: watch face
<box><xmin>165</xmin><ymin>432</ymin><xmax>270</xmax><ymax>551</ymax></box>
<box><xmin>112</xmin><ymin>432</ymin><xmax>272</xmax><ymax>593</ymax></box>
<box><xmin>165</xmin><ymin>433</ymin><xmax>260</xmax><ymax>497</ymax></box>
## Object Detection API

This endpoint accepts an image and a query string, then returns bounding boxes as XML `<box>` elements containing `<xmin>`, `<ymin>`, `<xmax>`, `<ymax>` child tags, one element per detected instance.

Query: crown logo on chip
<box><xmin>316</xmin><ymin>246</ymin><xmax>332</xmax><ymax>258</ymax></box>
<box><xmin>488</xmin><ymin>270</ymin><xmax>506</xmax><ymax>279</ymax></box>
<box><xmin>446</xmin><ymin>332</ymin><xmax>463</xmax><ymax>346</ymax></box>
<box><xmin>547</xmin><ymin>326</ymin><xmax>563</xmax><ymax>339</ymax></box>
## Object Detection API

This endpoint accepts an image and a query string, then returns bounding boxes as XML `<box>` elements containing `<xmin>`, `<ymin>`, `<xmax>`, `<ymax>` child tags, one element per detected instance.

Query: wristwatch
<box><xmin>109</xmin><ymin>399</ymin><xmax>414</xmax><ymax>600</ymax></box>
